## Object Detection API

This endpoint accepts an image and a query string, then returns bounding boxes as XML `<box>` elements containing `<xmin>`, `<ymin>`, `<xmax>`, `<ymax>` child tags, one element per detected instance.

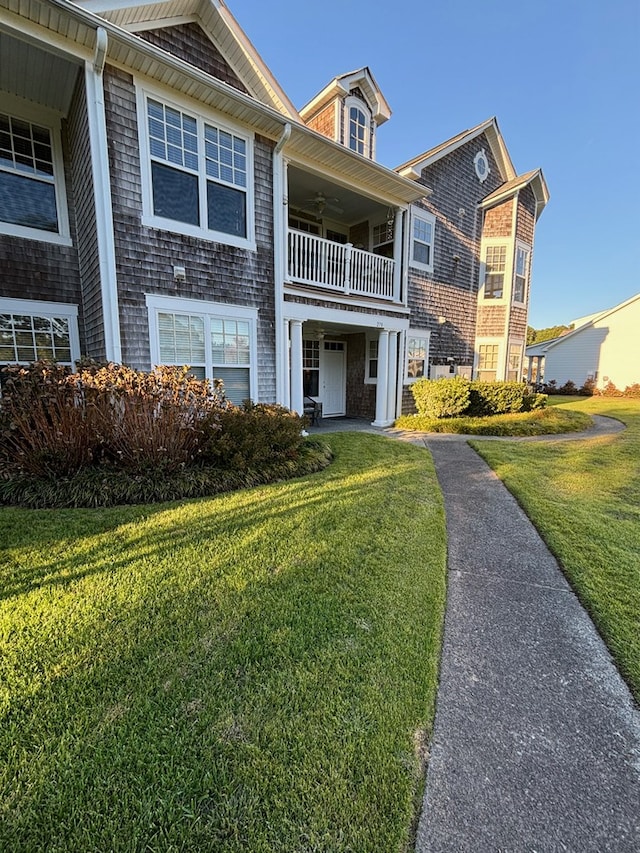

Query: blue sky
<box><xmin>238</xmin><ymin>0</ymin><xmax>640</xmax><ymax>329</ymax></box>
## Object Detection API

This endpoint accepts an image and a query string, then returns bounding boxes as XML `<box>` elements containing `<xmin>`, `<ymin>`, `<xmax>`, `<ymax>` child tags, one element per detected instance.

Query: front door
<box><xmin>321</xmin><ymin>341</ymin><xmax>346</xmax><ymax>416</ymax></box>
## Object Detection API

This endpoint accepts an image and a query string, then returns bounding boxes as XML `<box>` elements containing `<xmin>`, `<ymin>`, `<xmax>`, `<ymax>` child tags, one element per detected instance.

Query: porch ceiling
<box><xmin>288</xmin><ymin>165</ymin><xmax>394</xmax><ymax>226</ymax></box>
<box><xmin>0</xmin><ymin>32</ymin><xmax>81</xmax><ymax>115</ymax></box>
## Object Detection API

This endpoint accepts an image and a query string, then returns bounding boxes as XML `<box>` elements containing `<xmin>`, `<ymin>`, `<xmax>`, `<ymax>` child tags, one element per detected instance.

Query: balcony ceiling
<box><xmin>288</xmin><ymin>165</ymin><xmax>394</xmax><ymax>226</ymax></box>
<box><xmin>0</xmin><ymin>33</ymin><xmax>81</xmax><ymax>115</ymax></box>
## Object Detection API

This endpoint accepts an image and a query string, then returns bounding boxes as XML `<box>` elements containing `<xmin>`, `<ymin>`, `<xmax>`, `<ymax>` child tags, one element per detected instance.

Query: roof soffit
<box><xmin>74</xmin><ymin>0</ymin><xmax>300</xmax><ymax>118</ymax></box>
<box><xmin>396</xmin><ymin>117</ymin><xmax>516</xmax><ymax>183</ymax></box>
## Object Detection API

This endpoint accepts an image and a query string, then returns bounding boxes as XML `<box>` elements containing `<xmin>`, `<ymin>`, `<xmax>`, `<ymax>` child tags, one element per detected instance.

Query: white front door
<box><xmin>321</xmin><ymin>341</ymin><xmax>346</xmax><ymax>416</ymax></box>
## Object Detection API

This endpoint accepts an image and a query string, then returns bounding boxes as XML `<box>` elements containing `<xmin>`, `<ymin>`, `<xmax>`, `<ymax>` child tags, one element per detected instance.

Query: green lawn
<box><xmin>0</xmin><ymin>433</ymin><xmax>446</xmax><ymax>853</ymax></box>
<box><xmin>396</xmin><ymin>405</ymin><xmax>591</xmax><ymax>436</ymax></box>
<box><xmin>472</xmin><ymin>397</ymin><xmax>640</xmax><ymax>701</ymax></box>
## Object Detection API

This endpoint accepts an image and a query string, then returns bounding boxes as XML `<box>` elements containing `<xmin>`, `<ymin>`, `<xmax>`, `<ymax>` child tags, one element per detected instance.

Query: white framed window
<box><xmin>345</xmin><ymin>96</ymin><xmax>371</xmax><ymax>157</ymax></box>
<box><xmin>409</xmin><ymin>207</ymin><xmax>435</xmax><ymax>272</ymax></box>
<box><xmin>405</xmin><ymin>330</ymin><xmax>430</xmax><ymax>382</ymax></box>
<box><xmin>365</xmin><ymin>336</ymin><xmax>378</xmax><ymax>384</ymax></box>
<box><xmin>513</xmin><ymin>243</ymin><xmax>530</xmax><ymax>304</ymax></box>
<box><xmin>0</xmin><ymin>298</ymin><xmax>80</xmax><ymax>367</ymax></box>
<box><xmin>507</xmin><ymin>342</ymin><xmax>523</xmax><ymax>381</ymax></box>
<box><xmin>482</xmin><ymin>244</ymin><xmax>507</xmax><ymax>299</ymax></box>
<box><xmin>0</xmin><ymin>98</ymin><xmax>71</xmax><ymax>245</ymax></box>
<box><xmin>146</xmin><ymin>294</ymin><xmax>257</xmax><ymax>405</ymax></box>
<box><xmin>476</xmin><ymin>342</ymin><xmax>500</xmax><ymax>381</ymax></box>
<box><xmin>303</xmin><ymin>338</ymin><xmax>320</xmax><ymax>396</ymax></box>
<box><xmin>372</xmin><ymin>220</ymin><xmax>394</xmax><ymax>258</ymax></box>
<box><xmin>138</xmin><ymin>88</ymin><xmax>255</xmax><ymax>249</ymax></box>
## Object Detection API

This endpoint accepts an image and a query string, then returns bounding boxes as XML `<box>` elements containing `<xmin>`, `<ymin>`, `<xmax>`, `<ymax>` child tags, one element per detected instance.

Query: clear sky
<box><xmin>237</xmin><ymin>0</ymin><xmax>640</xmax><ymax>329</ymax></box>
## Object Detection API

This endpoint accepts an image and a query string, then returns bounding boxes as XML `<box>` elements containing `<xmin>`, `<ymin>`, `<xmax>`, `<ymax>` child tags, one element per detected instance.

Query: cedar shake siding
<box><xmin>483</xmin><ymin>199</ymin><xmax>513</xmax><ymax>237</ymax></box>
<box><xmin>137</xmin><ymin>23</ymin><xmax>249</xmax><ymax>94</ymax></box>
<box><xmin>0</xmin><ymin>87</ymin><xmax>84</xmax><ymax>346</ymax></box>
<box><xmin>516</xmin><ymin>185</ymin><xmax>536</xmax><ymax>244</ymax></box>
<box><xmin>477</xmin><ymin>305</ymin><xmax>507</xmax><ymax>337</ymax></box>
<box><xmin>305</xmin><ymin>103</ymin><xmax>336</xmax><ymax>140</ymax></box>
<box><xmin>102</xmin><ymin>67</ymin><xmax>277</xmax><ymax>401</ymax></box>
<box><xmin>68</xmin><ymin>72</ymin><xmax>105</xmax><ymax>360</ymax></box>
<box><xmin>406</xmin><ymin>134</ymin><xmax>506</xmax><ymax>367</ymax></box>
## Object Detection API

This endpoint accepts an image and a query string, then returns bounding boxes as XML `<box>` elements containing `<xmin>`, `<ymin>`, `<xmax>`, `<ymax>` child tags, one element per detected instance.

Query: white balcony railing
<box><xmin>287</xmin><ymin>230</ymin><xmax>396</xmax><ymax>301</ymax></box>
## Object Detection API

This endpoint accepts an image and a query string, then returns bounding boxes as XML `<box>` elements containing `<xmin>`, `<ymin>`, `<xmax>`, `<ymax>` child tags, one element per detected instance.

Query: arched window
<box><xmin>345</xmin><ymin>97</ymin><xmax>371</xmax><ymax>157</ymax></box>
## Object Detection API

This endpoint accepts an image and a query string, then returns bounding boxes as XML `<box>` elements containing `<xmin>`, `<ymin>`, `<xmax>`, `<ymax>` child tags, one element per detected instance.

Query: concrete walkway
<box><xmin>311</xmin><ymin>415</ymin><xmax>640</xmax><ymax>851</ymax></box>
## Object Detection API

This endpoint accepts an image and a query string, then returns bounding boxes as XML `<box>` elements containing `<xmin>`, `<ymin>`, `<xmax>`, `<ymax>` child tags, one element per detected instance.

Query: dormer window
<box><xmin>345</xmin><ymin>96</ymin><xmax>371</xmax><ymax>157</ymax></box>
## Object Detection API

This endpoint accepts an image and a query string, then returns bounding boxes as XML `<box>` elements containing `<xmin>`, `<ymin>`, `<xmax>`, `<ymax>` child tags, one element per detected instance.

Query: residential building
<box><xmin>526</xmin><ymin>293</ymin><xmax>640</xmax><ymax>390</ymax></box>
<box><xmin>0</xmin><ymin>0</ymin><xmax>548</xmax><ymax>425</ymax></box>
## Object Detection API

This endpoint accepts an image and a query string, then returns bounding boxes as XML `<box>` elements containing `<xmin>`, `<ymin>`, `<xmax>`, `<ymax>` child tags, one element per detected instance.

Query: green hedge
<box><xmin>410</xmin><ymin>378</ymin><xmax>546</xmax><ymax>419</ymax></box>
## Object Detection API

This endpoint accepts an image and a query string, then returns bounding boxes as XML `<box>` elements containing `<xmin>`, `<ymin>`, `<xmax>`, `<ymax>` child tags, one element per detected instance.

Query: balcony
<box><xmin>287</xmin><ymin>230</ymin><xmax>396</xmax><ymax>301</ymax></box>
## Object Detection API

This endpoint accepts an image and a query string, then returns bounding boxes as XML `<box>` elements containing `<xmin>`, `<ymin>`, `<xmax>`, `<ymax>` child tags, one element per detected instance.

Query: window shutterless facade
<box><xmin>477</xmin><ymin>343</ymin><xmax>499</xmax><ymax>381</ymax></box>
<box><xmin>409</xmin><ymin>207</ymin><xmax>435</xmax><ymax>272</ymax></box>
<box><xmin>0</xmin><ymin>299</ymin><xmax>80</xmax><ymax>367</ymax></box>
<box><xmin>513</xmin><ymin>243</ymin><xmax>530</xmax><ymax>304</ymax></box>
<box><xmin>483</xmin><ymin>245</ymin><xmax>507</xmax><ymax>299</ymax></box>
<box><xmin>146</xmin><ymin>295</ymin><xmax>257</xmax><ymax>405</ymax></box>
<box><xmin>507</xmin><ymin>343</ymin><xmax>522</xmax><ymax>381</ymax></box>
<box><xmin>139</xmin><ymin>90</ymin><xmax>254</xmax><ymax>249</ymax></box>
<box><xmin>406</xmin><ymin>331</ymin><xmax>430</xmax><ymax>381</ymax></box>
<box><xmin>0</xmin><ymin>103</ymin><xmax>70</xmax><ymax>245</ymax></box>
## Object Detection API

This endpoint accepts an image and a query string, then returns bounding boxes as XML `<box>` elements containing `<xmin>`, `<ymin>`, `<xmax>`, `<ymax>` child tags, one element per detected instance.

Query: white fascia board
<box><xmin>283</xmin><ymin>300</ymin><xmax>409</xmax><ymax>332</ymax></box>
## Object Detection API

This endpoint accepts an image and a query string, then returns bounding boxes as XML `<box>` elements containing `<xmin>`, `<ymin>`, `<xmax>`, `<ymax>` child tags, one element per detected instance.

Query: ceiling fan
<box><xmin>301</xmin><ymin>191</ymin><xmax>343</xmax><ymax>216</ymax></box>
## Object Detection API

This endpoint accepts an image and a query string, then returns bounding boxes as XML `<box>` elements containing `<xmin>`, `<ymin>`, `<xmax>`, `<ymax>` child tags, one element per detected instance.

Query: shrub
<box><xmin>410</xmin><ymin>376</ymin><xmax>471</xmax><ymax>418</ymax></box>
<box><xmin>601</xmin><ymin>381</ymin><xmax>623</xmax><ymax>397</ymax></box>
<box><xmin>624</xmin><ymin>383</ymin><xmax>640</xmax><ymax>398</ymax></box>
<box><xmin>467</xmin><ymin>381</ymin><xmax>542</xmax><ymax>416</ymax></box>
<box><xmin>558</xmin><ymin>380</ymin><xmax>578</xmax><ymax>395</ymax></box>
<box><xmin>579</xmin><ymin>377</ymin><xmax>597</xmax><ymax>396</ymax></box>
<box><xmin>202</xmin><ymin>402</ymin><xmax>306</xmax><ymax>471</ymax></box>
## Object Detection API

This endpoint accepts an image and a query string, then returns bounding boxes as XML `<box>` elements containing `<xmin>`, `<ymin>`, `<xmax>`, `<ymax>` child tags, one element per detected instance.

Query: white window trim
<box><xmin>479</xmin><ymin>238</ymin><xmax>512</xmax><ymax>303</ymax></box>
<box><xmin>344</xmin><ymin>95</ymin><xmax>371</xmax><ymax>158</ymax></box>
<box><xmin>475</xmin><ymin>338</ymin><xmax>504</xmax><ymax>381</ymax></box>
<box><xmin>513</xmin><ymin>240</ymin><xmax>531</xmax><ymax>306</ymax></box>
<box><xmin>409</xmin><ymin>206</ymin><xmax>435</xmax><ymax>273</ymax></box>
<box><xmin>507</xmin><ymin>339</ymin><xmax>524</xmax><ymax>381</ymax></box>
<box><xmin>0</xmin><ymin>94</ymin><xmax>71</xmax><ymax>246</ymax></box>
<box><xmin>0</xmin><ymin>297</ymin><xmax>80</xmax><ymax>365</ymax></box>
<box><xmin>364</xmin><ymin>333</ymin><xmax>378</xmax><ymax>384</ymax></box>
<box><xmin>136</xmin><ymin>85</ymin><xmax>256</xmax><ymax>251</ymax></box>
<box><xmin>404</xmin><ymin>328</ymin><xmax>431</xmax><ymax>384</ymax></box>
<box><xmin>145</xmin><ymin>294</ymin><xmax>258</xmax><ymax>401</ymax></box>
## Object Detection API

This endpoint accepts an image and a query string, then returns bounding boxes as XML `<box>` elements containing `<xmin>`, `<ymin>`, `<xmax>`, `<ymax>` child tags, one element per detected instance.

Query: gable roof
<box><xmin>75</xmin><ymin>0</ymin><xmax>300</xmax><ymax>118</ymax></box>
<box><xmin>396</xmin><ymin>117</ymin><xmax>516</xmax><ymax>182</ymax></box>
<box><xmin>530</xmin><ymin>292</ymin><xmax>640</xmax><ymax>354</ymax></box>
<box><xmin>480</xmin><ymin>168</ymin><xmax>550</xmax><ymax>219</ymax></box>
<box><xmin>299</xmin><ymin>67</ymin><xmax>392</xmax><ymax>126</ymax></box>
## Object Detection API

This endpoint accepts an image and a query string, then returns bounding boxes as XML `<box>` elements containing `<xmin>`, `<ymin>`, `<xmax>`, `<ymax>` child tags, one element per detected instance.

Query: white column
<box><xmin>289</xmin><ymin>319</ymin><xmax>304</xmax><ymax>415</ymax></box>
<box><xmin>372</xmin><ymin>329</ymin><xmax>390</xmax><ymax>427</ymax></box>
<box><xmin>392</xmin><ymin>208</ymin><xmax>403</xmax><ymax>302</ymax></box>
<box><xmin>386</xmin><ymin>331</ymin><xmax>398</xmax><ymax>422</ymax></box>
<box><xmin>85</xmin><ymin>29</ymin><xmax>122</xmax><ymax>363</ymax></box>
<box><xmin>282</xmin><ymin>318</ymin><xmax>291</xmax><ymax>409</ymax></box>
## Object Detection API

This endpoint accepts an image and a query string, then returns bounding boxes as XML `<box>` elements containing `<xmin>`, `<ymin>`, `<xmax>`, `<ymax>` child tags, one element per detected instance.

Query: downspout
<box><xmin>86</xmin><ymin>26</ymin><xmax>122</xmax><ymax>362</ymax></box>
<box><xmin>273</xmin><ymin>122</ymin><xmax>292</xmax><ymax>405</ymax></box>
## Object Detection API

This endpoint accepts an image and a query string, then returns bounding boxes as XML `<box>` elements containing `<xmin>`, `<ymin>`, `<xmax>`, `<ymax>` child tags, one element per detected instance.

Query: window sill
<box><xmin>0</xmin><ymin>223</ymin><xmax>72</xmax><ymax>247</ymax></box>
<box><xmin>141</xmin><ymin>215</ymin><xmax>256</xmax><ymax>252</ymax></box>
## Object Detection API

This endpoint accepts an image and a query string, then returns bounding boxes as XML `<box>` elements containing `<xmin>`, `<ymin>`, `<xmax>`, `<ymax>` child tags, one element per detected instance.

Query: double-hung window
<box><xmin>406</xmin><ymin>330</ymin><xmax>430</xmax><ymax>381</ymax></box>
<box><xmin>513</xmin><ymin>244</ymin><xmax>530</xmax><ymax>303</ymax></box>
<box><xmin>142</xmin><ymin>93</ymin><xmax>253</xmax><ymax>248</ymax></box>
<box><xmin>147</xmin><ymin>295</ymin><xmax>257</xmax><ymax>405</ymax></box>
<box><xmin>507</xmin><ymin>343</ymin><xmax>522</xmax><ymax>381</ymax></box>
<box><xmin>0</xmin><ymin>299</ymin><xmax>80</xmax><ymax>369</ymax></box>
<box><xmin>410</xmin><ymin>208</ymin><xmax>435</xmax><ymax>272</ymax></box>
<box><xmin>0</xmin><ymin>108</ymin><xmax>70</xmax><ymax>244</ymax></box>
<box><xmin>483</xmin><ymin>245</ymin><xmax>507</xmax><ymax>299</ymax></box>
<box><xmin>365</xmin><ymin>337</ymin><xmax>378</xmax><ymax>383</ymax></box>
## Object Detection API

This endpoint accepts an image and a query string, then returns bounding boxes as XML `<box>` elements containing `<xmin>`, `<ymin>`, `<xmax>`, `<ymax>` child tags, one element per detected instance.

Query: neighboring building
<box><xmin>0</xmin><ymin>0</ymin><xmax>548</xmax><ymax>425</ymax></box>
<box><xmin>526</xmin><ymin>293</ymin><xmax>640</xmax><ymax>390</ymax></box>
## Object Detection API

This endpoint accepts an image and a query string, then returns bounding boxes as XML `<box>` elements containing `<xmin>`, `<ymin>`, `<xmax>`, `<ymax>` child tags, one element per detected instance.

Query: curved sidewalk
<box><xmin>312</xmin><ymin>415</ymin><xmax>640</xmax><ymax>850</ymax></box>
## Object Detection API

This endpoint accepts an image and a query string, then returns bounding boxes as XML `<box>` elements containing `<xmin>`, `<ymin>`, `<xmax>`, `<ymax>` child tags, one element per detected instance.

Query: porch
<box><xmin>288</xmin><ymin>230</ymin><xmax>396</xmax><ymax>301</ymax></box>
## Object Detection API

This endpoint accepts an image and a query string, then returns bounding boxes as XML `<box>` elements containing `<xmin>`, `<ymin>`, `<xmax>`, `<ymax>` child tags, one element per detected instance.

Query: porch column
<box><xmin>372</xmin><ymin>329</ymin><xmax>390</xmax><ymax>427</ymax></box>
<box><xmin>392</xmin><ymin>208</ymin><xmax>403</xmax><ymax>302</ymax></box>
<box><xmin>282</xmin><ymin>318</ymin><xmax>291</xmax><ymax>409</ymax></box>
<box><xmin>85</xmin><ymin>28</ymin><xmax>122</xmax><ymax>362</ymax></box>
<box><xmin>527</xmin><ymin>355</ymin><xmax>533</xmax><ymax>384</ymax></box>
<box><xmin>289</xmin><ymin>319</ymin><xmax>304</xmax><ymax>415</ymax></box>
<box><xmin>386</xmin><ymin>331</ymin><xmax>399</xmax><ymax>422</ymax></box>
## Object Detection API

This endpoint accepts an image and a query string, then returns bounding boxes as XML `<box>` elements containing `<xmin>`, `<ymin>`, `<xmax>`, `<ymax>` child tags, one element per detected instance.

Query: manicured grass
<box><xmin>395</xmin><ymin>406</ymin><xmax>591</xmax><ymax>436</ymax></box>
<box><xmin>472</xmin><ymin>397</ymin><xmax>640</xmax><ymax>701</ymax></box>
<box><xmin>0</xmin><ymin>433</ymin><xmax>446</xmax><ymax>853</ymax></box>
